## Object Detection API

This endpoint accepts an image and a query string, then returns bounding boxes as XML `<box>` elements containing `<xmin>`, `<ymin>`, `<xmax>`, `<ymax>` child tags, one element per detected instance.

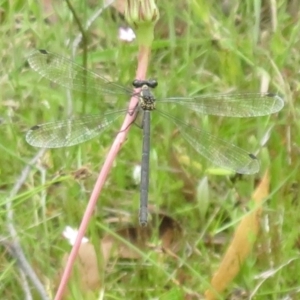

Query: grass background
<box><xmin>0</xmin><ymin>0</ymin><xmax>299</xmax><ymax>299</ymax></box>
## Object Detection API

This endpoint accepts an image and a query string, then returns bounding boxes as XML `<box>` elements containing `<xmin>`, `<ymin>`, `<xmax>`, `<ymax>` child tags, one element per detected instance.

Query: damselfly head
<box><xmin>132</xmin><ymin>79</ymin><xmax>158</xmax><ymax>89</ymax></box>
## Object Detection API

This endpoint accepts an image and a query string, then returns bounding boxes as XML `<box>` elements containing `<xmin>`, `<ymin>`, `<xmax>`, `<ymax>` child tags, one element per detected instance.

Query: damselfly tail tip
<box><xmin>139</xmin><ymin>221</ymin><xmax>148</xmax><ymax>227</ymax></box>
<box><xmin>139</xmin><ymin>208</ymin><xmax>148</xmax><ymax>227</ymax></box>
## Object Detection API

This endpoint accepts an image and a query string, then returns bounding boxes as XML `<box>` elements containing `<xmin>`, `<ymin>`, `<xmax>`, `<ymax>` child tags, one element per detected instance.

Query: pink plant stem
<box><xmin>54</xmin><ymin>45</ymin><xmax>150</xmax><ymax>300</ymax></box>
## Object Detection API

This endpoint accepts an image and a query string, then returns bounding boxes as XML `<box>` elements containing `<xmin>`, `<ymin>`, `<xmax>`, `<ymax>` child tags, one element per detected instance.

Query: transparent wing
<box><xmin>157</xmin><ymin>110</ymin><xmax>260</xmax><ymax>174</ymax></box>
<box><xmin>26</xmin><ymin>110</ymin><xmax>128</xmax><ymax>148</ymax></box>
<box><xmin>160</xmin><ymin>93</ymin><xmax>284</xmax><ymax>117</ymax></box>
<box><xmin>27</xmin><ymin>49</ymin><xmax>132</xmax><ymax>95</ymax></box>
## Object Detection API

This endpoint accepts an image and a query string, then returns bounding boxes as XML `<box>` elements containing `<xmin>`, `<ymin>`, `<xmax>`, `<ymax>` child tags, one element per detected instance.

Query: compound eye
<box><xmin>132</xmin><ymin>79</ymin><xmax>144</xmax><ymax>88</ymax></box>
<box><xmin>148</xmin><ymin>79</ymin><xmax>158</xmax><ymax>88</ymax></box>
